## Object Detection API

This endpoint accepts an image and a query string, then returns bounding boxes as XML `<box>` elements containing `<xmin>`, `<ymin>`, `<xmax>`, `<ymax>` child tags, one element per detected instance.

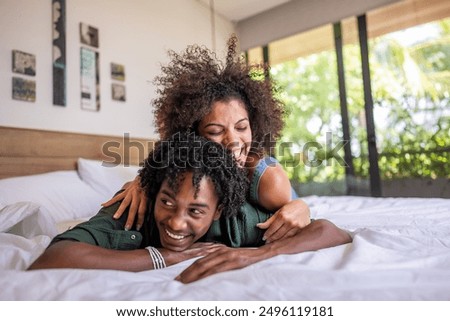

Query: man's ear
<box><xmin>213</xmin><ymin>205</ymin><xmax>223</xmax><ymax>220</ymax></box>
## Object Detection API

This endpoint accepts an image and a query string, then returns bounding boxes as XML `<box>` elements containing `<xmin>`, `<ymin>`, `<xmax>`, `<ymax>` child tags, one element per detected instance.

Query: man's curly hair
<box><xmin>153</xmin><ymin>35</ymin><xmax>286</xmax><ymax>155</ymax></box>
<box><xmin>139</xmin><ymin>131</ymin><xmax>248</xmax><ymax>218</ymax></box>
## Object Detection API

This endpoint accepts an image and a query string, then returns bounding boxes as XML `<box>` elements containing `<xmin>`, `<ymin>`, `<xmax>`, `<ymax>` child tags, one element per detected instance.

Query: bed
<box><xmin>1</xmin><ymin>126</ymin><xmax>450</xmax><ymax>301</ymax></box>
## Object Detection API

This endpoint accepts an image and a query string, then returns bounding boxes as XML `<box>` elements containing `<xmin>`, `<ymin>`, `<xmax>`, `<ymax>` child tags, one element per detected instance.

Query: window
<box><xmin>369</xmin><ymin>18</ymin><xmax>450</xmax><ymax>197</ymax></box>
<box><xmin>269</xmin><ymin>25</ymin><xmax>347</xmax><ymax>196</ymax></box>
<box><xmin>253</xmin><ymin>0</ymin><xmax>450</xmax><ymax>197</ymax></box>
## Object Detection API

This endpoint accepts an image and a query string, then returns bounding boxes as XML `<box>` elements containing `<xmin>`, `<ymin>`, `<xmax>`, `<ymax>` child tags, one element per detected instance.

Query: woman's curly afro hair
<box><xmin>139</xmin><ymin>131</ymin><xmax>249</xmax><ymax>218</ymax></box>
<box><xmin>153</xmin><ymin>35</ymin><xmax>286</xmax><ymax>155</ymax></box>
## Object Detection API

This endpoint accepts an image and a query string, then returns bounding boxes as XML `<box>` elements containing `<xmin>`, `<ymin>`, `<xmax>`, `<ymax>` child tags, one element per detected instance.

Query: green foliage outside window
<box><xmin>271</xmin><ymin>19</ymin><xmax>450</xmax><ymax>185</ymax></box>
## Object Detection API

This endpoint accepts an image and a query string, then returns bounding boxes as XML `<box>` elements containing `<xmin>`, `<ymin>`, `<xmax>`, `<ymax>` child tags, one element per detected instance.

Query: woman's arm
<box><xmin>255</xmin><ymin>163</ymin><xmax>311</xmax><ymax>242</ymax></box>
<box><xmin>176</xmin><ymin>219</ymin><xmax>352</xmax><ymax>284</ymax></box>
<box><xmin>256</xmin><ymin>163</ymin><xmax>292</xmax><ymax>211</ymax></box>
<box><xmin>101</xmin><ymin>176</ymin><xmax>148</xmax><ymax>231</ymax></box>
<box><xmin>28</xmin><ymin>240</ymin><xmax>225</xmax><ymax>271</ymax></box>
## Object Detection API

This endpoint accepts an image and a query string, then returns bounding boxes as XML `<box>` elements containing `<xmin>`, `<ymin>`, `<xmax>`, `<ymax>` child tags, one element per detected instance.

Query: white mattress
<box><xmin>1</xmin><ymin>195</ymin><xmax>450</xmax><ymax>300</ymax></box>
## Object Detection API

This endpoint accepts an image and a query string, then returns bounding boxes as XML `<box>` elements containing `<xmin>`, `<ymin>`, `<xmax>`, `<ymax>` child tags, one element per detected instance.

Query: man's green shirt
<box><xmin>52</xmin><ymin>200</ymin><xmax>271</xmax><ymax>249</ymax></box>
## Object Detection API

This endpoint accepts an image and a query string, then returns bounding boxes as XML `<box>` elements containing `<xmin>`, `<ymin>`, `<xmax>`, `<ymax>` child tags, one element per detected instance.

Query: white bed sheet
<box><xmin>1</xmin><ymin>195</ymin><xmax>449</xmax><ymax>300</ymax></box>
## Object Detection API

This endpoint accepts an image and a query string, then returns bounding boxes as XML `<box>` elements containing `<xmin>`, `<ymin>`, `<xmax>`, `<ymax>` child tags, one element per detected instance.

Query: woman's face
<box><xmin>198</xmin><ymin>99</ymin><xmax>252</xmax><ymax>167</ymax></box>
<box><xmin>154</xmin><ymin>173</ymin><xmax>221</xmax><ymax>252</ymax></box>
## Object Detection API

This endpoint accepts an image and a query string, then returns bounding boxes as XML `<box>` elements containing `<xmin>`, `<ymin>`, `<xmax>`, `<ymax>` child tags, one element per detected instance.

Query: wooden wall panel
<box><xmin>0</xmin><ymin>127</ymin><xmax>154</xmax><ymax>179</ymax></box>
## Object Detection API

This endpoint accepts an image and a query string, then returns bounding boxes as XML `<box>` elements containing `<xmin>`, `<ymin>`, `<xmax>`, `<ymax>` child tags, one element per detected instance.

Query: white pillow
<box><xmin>0</xmin><ymin>202</ymin><xmax>57</xmax><ymax>238</ymax></box>
<box><xmin>0</xmin><ymin>171</ymin><xmax>105</xmax><ymax>223</ymax></box>
<box><xmin>77</xmin><ymin>158</ymin><xmax>140</xmax><ymax>198</ymax></box>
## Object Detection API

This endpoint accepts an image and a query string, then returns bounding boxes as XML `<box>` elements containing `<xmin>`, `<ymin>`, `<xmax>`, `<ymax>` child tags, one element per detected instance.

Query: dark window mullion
<box><xmin>262</xmin><ymin>45</ymin><xmax>269</xmax><ymax>64</ymax></box>
<box><xmin>357</xmin><ymin>14</ymin><xmax>382</xmax><ymax>197</ymax></box>
<box><xmin>262</xmin><ymin>45</ymin><xmax>269</xmax><ymax>79</ymax></box>
<box><xmin>333</xmin><ymin>22</ymin><xmax>355</xmax><ymax>195</ymax></box>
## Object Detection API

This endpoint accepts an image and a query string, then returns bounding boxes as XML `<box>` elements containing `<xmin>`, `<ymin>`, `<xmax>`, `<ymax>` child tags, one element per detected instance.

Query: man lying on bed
<box><xmin>28</xmin><ymin>132</ymin><xmax>351</xmax><ymax>283</ymax></box>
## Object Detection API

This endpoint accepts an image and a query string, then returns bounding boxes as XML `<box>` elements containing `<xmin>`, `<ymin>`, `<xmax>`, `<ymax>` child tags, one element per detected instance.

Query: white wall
<box><xmin>0</xmin><ymin>0</ymin><xmax>235</xmax><ymax>139</ymax></box>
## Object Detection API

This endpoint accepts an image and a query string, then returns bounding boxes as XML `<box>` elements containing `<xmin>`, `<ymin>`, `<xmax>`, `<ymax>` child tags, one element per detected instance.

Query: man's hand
<box><xmin>162</xmin><ymin>242</ymin><xmax>227</xmax><ymax>267</ymax></box>
<box><xmin>174</xmin><ymin>219</ymin><xmax>352</xmax><ymax>284</ymax></box>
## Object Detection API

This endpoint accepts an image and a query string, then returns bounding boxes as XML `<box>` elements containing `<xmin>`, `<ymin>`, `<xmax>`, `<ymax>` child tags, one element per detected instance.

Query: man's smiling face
<box><xmin>154</xmin><ymin>172</ymin><xmax>221</xmax><ymax>251</ymax></box>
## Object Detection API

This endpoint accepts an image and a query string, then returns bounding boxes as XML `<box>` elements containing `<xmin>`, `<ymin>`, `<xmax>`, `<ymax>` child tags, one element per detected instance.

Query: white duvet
<box><xmin>1</xmin><ymin>196</ymin><xmax>450</xmax><ymax>300</ymax></box>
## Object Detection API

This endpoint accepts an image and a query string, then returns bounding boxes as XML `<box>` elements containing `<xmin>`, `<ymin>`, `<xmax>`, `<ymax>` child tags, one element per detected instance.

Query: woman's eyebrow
<box><xmin>203</xmin><ymin>118</ymin><xmax>249</xmax><ymax>128</ymax></box>
<box><xmin>203</xmin><ymin>122</ymin><xmax>224</xmax><ymax>128</ymax></box>
<box><xmin>236</xmin><ymin>118</ymin><xmax>249</xmax><ymax>124</ymax></box>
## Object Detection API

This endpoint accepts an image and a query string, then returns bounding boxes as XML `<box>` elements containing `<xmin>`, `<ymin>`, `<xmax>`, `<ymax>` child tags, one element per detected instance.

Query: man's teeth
<box><xmin>165</xmin><ymin>229</ymin><xmax>187</xmax><ymax>240</ymax></box>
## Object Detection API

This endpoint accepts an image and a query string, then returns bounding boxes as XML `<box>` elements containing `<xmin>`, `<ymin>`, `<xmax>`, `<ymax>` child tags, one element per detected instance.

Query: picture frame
<box><xmin>111</xmin><ymin>83</ymin><xmax>126</xmax><ymax>102</ymax></box>
<box><xmin>52</xmin><ymin>0</ymin><xmax>66</xmax><ymax>106</ymax></box>
<box><xmin>111</xmin><ymin>63</ymin><xmax>125</xmax><ymax>81</ymax></box>
<box><xmin>80</xmin><ymin>47</ymin><xmax>100</xmax><ymax>111</ymax></box>
<box><xmin>79</xmin><ymin>22</ymin><xmax>99</xmax><ymax>48</ymax></box>
<box><xmin>12</xmin><ymin>77</ymin><xmax>36</xmax><ymax>102</ymax></box>
<box><xmin>12</xmin><ymin>50</ymin><xmax>36</xmax><ymax>76</ymax></box>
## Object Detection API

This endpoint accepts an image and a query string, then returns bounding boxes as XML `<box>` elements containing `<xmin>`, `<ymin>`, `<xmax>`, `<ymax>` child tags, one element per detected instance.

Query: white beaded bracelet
<box><xmin>145</xmin><ymin>246</ymin><xmax>166</xmax><ymax>269</ymax></box>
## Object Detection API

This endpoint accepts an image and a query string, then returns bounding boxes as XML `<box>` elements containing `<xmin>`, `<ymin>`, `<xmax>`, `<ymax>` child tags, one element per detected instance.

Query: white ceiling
<box><xmin>197</xmin><ymin>0</ymin><xmax>292</xmax><ymax>22</ymax></box>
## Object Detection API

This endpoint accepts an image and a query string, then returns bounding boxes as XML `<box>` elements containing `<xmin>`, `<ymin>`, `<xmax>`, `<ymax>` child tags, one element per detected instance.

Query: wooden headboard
<box><xmin>0</xmin><ymin>126</ymin><xmax>155</xmax><ymax>179</ymax></box>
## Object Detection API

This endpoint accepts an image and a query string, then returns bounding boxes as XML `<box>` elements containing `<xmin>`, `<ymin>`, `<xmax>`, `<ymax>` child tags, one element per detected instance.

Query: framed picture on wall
<box><xmin>12</xmin><ymin>50</ymin><xmax>36</xmax><ymax>76</ymax></box>
<box><xmin>52</xmin><ymin>0</ymin><xmax>66</xmax><ymax>106</ymax></box>
<box><xmin>80</xmin><ymin>47</ymin><xmax>100</xmax><ymax>111</ymax></box>
<box><xmin>112</xmin><ymin>83</ymin><xmax>126</xmax><ymax>102</ymax></box>
<box><xmin>12</xmin><ymin>77</ymin><xmax>36</xmax><ymax>102</ymax></box>
<box><xmin>79</xmin><ymin>22</ymin><xmax>99</xmax><ymax>48</ymax></box>
<box><xmin>111</xmin><ymin>63</ymin><xmax>125</xmax><ymax>81</ymax></box>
